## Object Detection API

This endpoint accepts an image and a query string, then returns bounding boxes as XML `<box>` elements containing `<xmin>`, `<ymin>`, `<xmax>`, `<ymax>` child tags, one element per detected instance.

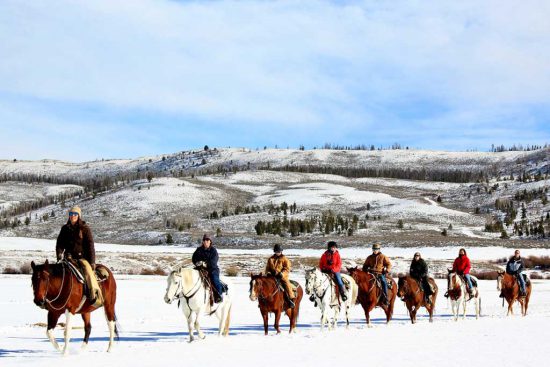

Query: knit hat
<box><xmin>327</xmin><ymin>241</ymin><xmax>338</xmax><ymax>250</ymax></box>
<box><xmin>372</xmin><ymin>243</ymin><xmax>381</xmax><ymax>250</ymax></box>
<box><xmin>202</xmin><ymin>234</ymin><xmax>212</xmax><ymax>242</ymax></box>
<box><xmin>273</xmin><ymin>244</ymin><xmax>283</xmax><ymax>253</ymax></box>
<box><xmin>69</xmin><ymin>206</ymin><xmax>82</xmax><ymax>218</ymax></box>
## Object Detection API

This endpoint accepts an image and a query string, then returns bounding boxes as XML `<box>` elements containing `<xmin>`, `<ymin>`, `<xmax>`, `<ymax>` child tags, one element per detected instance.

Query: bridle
<box><xmin>306</xmin><ymin>270</ymin><xmax>331</xmax><ymax>300</ymax></box>
<box><xmin>34</xmin><ymin>262</ymin><xmax>74</xmax><ymax>311</ymax></box>
<box><xmin>251</xmin><ymin>277</ymin><xmax>280</xmax><ymax>302</ymax></box>
<box><xmin>167</xmin><ymin>270</ymin><xmax>206</xmax><ymax>308</ymax></box>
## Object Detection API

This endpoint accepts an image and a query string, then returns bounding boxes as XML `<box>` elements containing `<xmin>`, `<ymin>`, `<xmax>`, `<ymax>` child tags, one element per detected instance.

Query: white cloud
<box><xmin>0</xmin><ymin>0</ymin><xmax>549</xmax><ymax>159</ymax></box>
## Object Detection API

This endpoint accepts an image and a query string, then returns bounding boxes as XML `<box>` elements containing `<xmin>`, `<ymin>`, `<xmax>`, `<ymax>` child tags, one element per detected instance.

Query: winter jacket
<box><xmin>452</xmin><ymin>255</ymin><xmax>471</xmax><ymax>275</ymax></box>
<box><xmin>320</xmin><ymin>250</ymin><xmax>342</xmax><ymax>273</ymax></box>
<box><xmin>410</xmin><ymin>258</ymin><xmax>428</xmax><ymax>280</ymax></box>
<box><xmin>363</xmin><ymin>252</ymin><xmax>392</xmax><ymax>274</ymax></box>
<box><xmin>56</xmin><ymin>220</ymin><xmax>95</xmax><ymax>265</ymax></box>
<box><xmin>506</xmin><ymin>257</ymin><xmax>524</xmax><ymax>275</ymax></box>
<box><xmin>192</xmin><ymin>245</ymin><xmax>220</xmax><ymax>274</ymax></box>
<box><xmin>265</xmin><ymin>254</ymin><xmax>291</xmax><ymax>279</ymax></box>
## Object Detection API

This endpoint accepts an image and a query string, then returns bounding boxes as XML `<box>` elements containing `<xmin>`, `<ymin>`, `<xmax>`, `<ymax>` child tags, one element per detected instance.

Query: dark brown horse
<box><xmin>31</xmin><ymin>260</ymin><xmax>118</xmax><ymax>355</ymax></box>
<box><xmin>249</xmin><ymin>274</ymin><xmax>303</xmax><ymax>335</ymax></box>
<box><xmin>497</xmin><ymin>271</ymin><xmax>531</xmax><ymax>316</ymax></box>
<box><xmin>347</xmin><ymin>267</ymin><xmax>396</xmax><ymax>327</ymax></box>
<box><xmin>397</xmin><ymin>275</ymin><xmax>438</xmax><ymax>323</ymax></box>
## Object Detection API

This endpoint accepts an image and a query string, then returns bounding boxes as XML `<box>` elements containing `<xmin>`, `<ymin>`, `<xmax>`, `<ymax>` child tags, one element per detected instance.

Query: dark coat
<box><xmin>192</xmin><ymin>245</ymin><xmax>220</xmax><ymax>274</ymax></box>
<box><xmin>56</xmin><ymin>219</ymin><xmax>95</xmax><ymax>265</ymax></box>
<box><xmin>410</xmin><ymin>258</ymin><xmax>428</xmax><ymax>279</ymax></box>
<box><xmin>506</xmin><ymin>257</ymin><xmax>524</xmax><ymax>275</ymax></box>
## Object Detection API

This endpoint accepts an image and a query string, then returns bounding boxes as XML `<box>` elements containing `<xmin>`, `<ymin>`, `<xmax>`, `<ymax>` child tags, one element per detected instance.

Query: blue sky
<box><xmin>1</xmin><ymin>0</ymin><xmax>549</xmax><ymax>161</ymax></box>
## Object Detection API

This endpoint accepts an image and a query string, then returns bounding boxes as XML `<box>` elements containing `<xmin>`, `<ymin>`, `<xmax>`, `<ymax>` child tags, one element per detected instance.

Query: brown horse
<box><xmin>397</xmin><ymin>275</ymin><xmax>438</xmax><ymax>323</ymax></box>
<box><xmin>31</xmin><ymin>260</ymin><xmax>118</xmax><ymax>355</ymax></box>
<box><xmin>497</xmin><ymin>271</ymin><xmax>531</xmax><ymax>316</ymax></box>
<box><xmin>249</xmin><ymin>274</ymin><xmax>303</xmax><ymax>335</ymax></box>
<box><xmin>347</xmin><ymin>267</ymin><xmax>396</xmax><ymax>327</ymax></box>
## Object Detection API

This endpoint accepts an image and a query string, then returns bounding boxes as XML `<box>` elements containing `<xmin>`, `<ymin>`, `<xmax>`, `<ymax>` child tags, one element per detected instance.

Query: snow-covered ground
<box><xmin>3</xmin><ymin>236</ymin><xmax>550</xmax><ymax>260</ymax></box>
<box><xmin>1</xmin><ymin>274</ymin><xmax>549</xmax><ymax>367</ymax></box>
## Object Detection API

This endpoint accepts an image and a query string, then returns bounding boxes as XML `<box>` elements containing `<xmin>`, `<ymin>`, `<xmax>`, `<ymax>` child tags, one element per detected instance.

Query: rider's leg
<box><xmin>210</xmin><ymin>270</ymin><xmax>224</xmax><ymax>302</ymax></box>
<box><xmin>334</xmin><ymin>272</ymin><xmax>347</xmax><ymax>300</ymax></box>
<box><xmin>379</xmin><ymin>274</ymin><xmax>388</xmax><ymax>303</ymax></box>
<box><xmin>517</xmin><ymin>273</ymin><xmax>526</xmax><ymax>295</ymax></box>
<box><xmin>464</xmin><ymin>274</ymin><xmax>474</xmax><ymax>293</ymax></box>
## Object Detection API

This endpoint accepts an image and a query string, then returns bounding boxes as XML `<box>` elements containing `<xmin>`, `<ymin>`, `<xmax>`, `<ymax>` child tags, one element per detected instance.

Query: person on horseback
<box><xmin>450</xmin><ymin>248</ymin><xmax>474</xmax><ymax>296</ymax></box>
<box><xmin>319</xmin><ymin>241</ymin><xmax>347</xmax><ymax>301</ymax></box>
<box><xmin>409</xmin><ymin>252</ymin><xmax>433</xmax><ymax>304</ymax></box>
<box><xmin>506</xmin><ymin>250</ymin><xmax>526</xmax><ymax>297</ymax></box>
<box><xmin>362</xmin><ymin>243</ymin><xmax>392</xmax><ymax>305</ymax></box>
<box><xmin>192</xmin><ymin>234</ymin><xmax>224</xmax><ymax>303</ymax></box>
<box><xmin>56</xmin><ymin>205</ymin><xmax>102</xmax><ymax>307</ymax></box>
<box><xmin>265</xmin><ymin>244</ymin><xmax>296</xmax><ymax>308</ymax></box>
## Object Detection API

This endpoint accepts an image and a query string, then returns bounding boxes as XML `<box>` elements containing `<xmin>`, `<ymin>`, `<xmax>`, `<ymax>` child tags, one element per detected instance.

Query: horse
<box><xmin>304</xmin><ymin>268</ymin><xmax>358</xmax><ymax>331</ymax></box>
<box><xmin>249</xmin><ymin>273</ymin><xmax>303</xmax><ymax>335</ymax></box>
<box><xmin>346</xmin><ymin>267</ymin><xmax>396</xmax><ymax>327</ymax></box>
<box><xmin>30</xmin><ymin>259</ymin><xmax>118</xmax><ymax>355</ymax></box>
<box><xmin>397</xmin><ymin>275</ymin><xmax>438</xmax><ymax>323</ymax></box>
<box><xmin>164</xmin><ymin>266</ymin><xmax>232</xmax><ymax>342</ymax></box>
<box><xmin>446</xmin><ymin>270</ymin><xmax>480</xmax><ymax>321</ymax></box>
<box><xmin>496</xmin><ymin>271</ymin><xmax>531</xmax><ymax>316</ymax></box>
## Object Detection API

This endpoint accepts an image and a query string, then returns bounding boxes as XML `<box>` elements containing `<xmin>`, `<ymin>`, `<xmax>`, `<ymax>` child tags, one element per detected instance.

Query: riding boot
<box><xmin>444</xmin><ymin>291</ymin><xmax>449</xmax><ymax>298</ymax></box>
<box><xmin>288</xmin><ymin>298</ymin><xmax>295</xmax><ymax>309</ymax></box>
<box><xmin>339</xmin><ymin>288</ymin><xmax>348</xmax><ymax>302</ymax></box>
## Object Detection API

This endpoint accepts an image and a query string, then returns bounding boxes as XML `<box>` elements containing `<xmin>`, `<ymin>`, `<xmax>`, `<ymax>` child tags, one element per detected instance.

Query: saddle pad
<box><xmin>289</xmin><ymin>279</ymin><xmax>300</xmax><ymax>291</ymax></box>
<box><xmin>95</xmin><ymin>266</ymin><xmax>110</xmax><ymax>281</ymax></box>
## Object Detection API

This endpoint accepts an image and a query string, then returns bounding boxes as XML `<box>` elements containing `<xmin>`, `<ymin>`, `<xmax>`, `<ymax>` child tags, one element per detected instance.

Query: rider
<box><xmin>362</xmin><ymin>243</ymin><xmax>392</xmax><ymax>305</ymax></box>
<box><xmin>265</xmin><ymin>244</ymin><xmax>296</xmax><ymax>308</ymax></box>
<box><xmin>409</xmin><ymin>252</ymin><xmax>433</xmax><ymax>304</ymax></box>
<box><xmin>192</xmin><ymin>234</ymin><xmax>224</xmax><ymax>303</ymax></box>
<box><xmin>506</xmin><ymin>249</ymin><xmax>526</xmax><ymax>297</ymax></box>
<box><xmin>56</xmin><ymin>206</ymin><xmax>102</xmax><ymax>307</ymax></box>
<box><xmin>450</xmin><ymin>248</ymin><xmax>474</xmax><ymax>296</ymax></box>
<box><xmin>319</xmin><ymin>241</ymin><xmax>347</xmax><ymax>301</ymax></box>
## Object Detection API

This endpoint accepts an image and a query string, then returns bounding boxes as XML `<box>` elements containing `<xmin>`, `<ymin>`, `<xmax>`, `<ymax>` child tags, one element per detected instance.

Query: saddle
<box><xmin>196</xmin><ymin>267</ymin><xmax>228</xmax><ymax>306</ymax></box>
<box><xmin>64</xmin><ymin>260</ymin><xmax>109</xmax><ymax>283</ymax></box>
<box><xmin>372</xmin><ymin>273</ymin><xmax>393</xmax><ymax>290</ymax></box>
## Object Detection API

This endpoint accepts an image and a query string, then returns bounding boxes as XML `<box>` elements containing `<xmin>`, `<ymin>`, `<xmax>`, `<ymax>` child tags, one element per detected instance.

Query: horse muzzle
<box><xmin>34</xmin><ymin>299</ymin><xmax>46</xmax><ymax>309</ymax></box>
<box><xmin>164</xmin><ymin>296</ymin><xmax>172</xmax><ymax>304</ymax></box>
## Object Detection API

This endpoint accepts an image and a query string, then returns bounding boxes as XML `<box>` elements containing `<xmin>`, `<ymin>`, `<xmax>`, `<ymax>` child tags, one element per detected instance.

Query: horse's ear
<box><xmin>259</xmin><ymin>272</ymin><xmax>263</xmax><ymax>276</ymax></box>
<box><xmin>31</xmin><ymin>261</ymin><xmax>35</xmax><ymax>270</ymax></box>
<box><xmin>44</xmin><ymin>259</ymin><xmax>49</xmax><ymax>267</ymax></box>
<box><xmin>497</xmin><ymin>270</ymin><xmax>504</xmax><ymax>275</ymax></box>
<box><xmin>447</xmin><ymin>268</ymin><xmax>452</xmax><ymax>273</ymax></box>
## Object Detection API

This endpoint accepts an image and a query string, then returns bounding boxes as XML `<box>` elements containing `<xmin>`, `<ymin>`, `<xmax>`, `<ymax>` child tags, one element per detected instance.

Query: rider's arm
<box><xmin>56</xmin><ymin>226</ymin><xmax>66</xmax><ymax>261</ymax></box>
<box><xmin>83</xmin><ymin>225</ymin><xmax>96</xmax><ymax>267</ymax></box>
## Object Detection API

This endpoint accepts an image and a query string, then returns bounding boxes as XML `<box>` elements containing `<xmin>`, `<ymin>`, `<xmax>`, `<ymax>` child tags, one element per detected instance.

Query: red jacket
<box><xmin>452</xmin><ymin>255</ymin><xmax>471</xmax><ymax>275</ymax></box>
<box><xmin>320</xmin><ymin>250</ymin><xmax>342</xmax><ymax>273</ymax></box>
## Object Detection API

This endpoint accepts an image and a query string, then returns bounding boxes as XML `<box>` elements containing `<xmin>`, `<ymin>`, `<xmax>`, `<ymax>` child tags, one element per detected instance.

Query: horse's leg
<box><xmin>186</xmin><ymin>309</ymin><xmax>195</xmax><ymax>342</ymax></box>
<box><xmin>332</xmin><ymin>306</ymin><xmax>339</xmax><ymax>330</ymax></box>
<box><xmin>46</xmin><ymin>311</ymin><xmax>61</xmax><ymax>351</ymax></box>
<box><xmin>320</xmin><ymin>304</ymin><xmax>327</xmax><ymax>331</ymax></box>
<box><xmin>475</xmin><ymin>297</ymin><xmax>480</xmax><ymax>319</ymax></box>
<box><xmin>274</xmin><ymin>309</ymin><xmax>282</xmax><ymax>334</ymax></box>
<box><xmin>451</xmin><ymin>301</ymin><xmax>457</xmax><ymax>321</ymax></box>
<box><xmin>345</xmin><ymin>302</ymin><xmax>351</xmax><ymax>329</ymax></box>
<box><xmin>508</xmin><ymin>299</ymin><xmax>514</xmax><ymax>316</ymax></box>
<box><xmin>262</xmin><ymin>310</ymin><xmax>269</xmax><ymax>336</ymax></box>
<box><xmin>363</xmin><ymin>304</ymin><xmax>372</xmax><ymax>328</ymax></box>
<box><xmin>386</xmin><ymin>296</ymin><xmax>395</xmax><ymax>324</ymax></box>
<box><xmin>410</xmin><ymin>305</ymin><xmax>417</xmax><ymax>324</ymax></box>
<box><xmin>195</xmin><ymin>309</ymin><xmax>205</xmax><ymax>340</ymax></box>
<box><xmin>81</xmin><ymin>313</ymin><xmax>91</xmax><ymax>350</ymax></box>
<box><xmin>62</xmin><ymin>310</ymin><xmax>73</xmax><ymax>356</ymax></box>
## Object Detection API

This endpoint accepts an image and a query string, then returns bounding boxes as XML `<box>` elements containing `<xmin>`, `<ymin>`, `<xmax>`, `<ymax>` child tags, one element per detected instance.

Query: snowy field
<box><xmin>1</xmin><ymin>274</ymin><xmax>549</xmax><ymax>367</ymax></box>
<box><xmin>3</xmin><ymin>236</ymin><xmax>550</xmax><ymax>260</ymax></box>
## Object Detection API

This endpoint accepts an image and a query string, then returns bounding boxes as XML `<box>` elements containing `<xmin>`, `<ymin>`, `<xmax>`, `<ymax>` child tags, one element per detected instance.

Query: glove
<box><xmin>195</xmin><ymin>261</ymin><xmax>207</xmax><ymax>268</ymax></box>
<box><xmin>91</xmin><ymin>264</ymin><xmax>96</xmax><ymax>270</ymax></box>
<box><xmin>276</xmin><ymin>272</ymin><xmax>283</xmax><ymax>279</ymax></box>
<box><xmin>382</xmin><ymin>270</ymin><xmax>387</xmax><ymax>275</ymax></box>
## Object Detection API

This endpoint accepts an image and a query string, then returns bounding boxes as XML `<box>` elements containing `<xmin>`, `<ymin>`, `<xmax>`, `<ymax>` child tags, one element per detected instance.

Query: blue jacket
<box><xmin>506</xmin><ymin>257</ymin><xmax>524</xmax><ymax>275</ymax></box>
<box><xmin>192</xmin><ymin>245</ymin><xmax>220</xmax><ymax>274</ymax></box>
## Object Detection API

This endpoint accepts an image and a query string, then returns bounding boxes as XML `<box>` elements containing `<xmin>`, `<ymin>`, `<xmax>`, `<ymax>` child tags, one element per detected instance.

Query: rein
<box><xmin>173</xmin><ymin>272</ymin><xmax>207</xmax><ymax>308</ymax></box>
<box><xmin>255</xmin><ymin>278</ymin><xmax>280</xmax><ymax>302</ymax></box>
<box><xmin>45</xmin><ymin>263</ymin><xmax>74</xmax><ymax>311</ymax></box>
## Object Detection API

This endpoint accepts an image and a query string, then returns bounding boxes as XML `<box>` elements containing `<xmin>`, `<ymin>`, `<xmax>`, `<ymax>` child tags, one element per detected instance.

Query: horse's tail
<box><xmin>479</xmin><ymin>297</ymin><xmax>482</xmax><ymax>317</ymax></box>
<box><xmin>223</xmin><ymin>304</ymin><xmax>232</xmax><ymax>336</ymax></box>
<box><xmin>114</xmin><ymin>313</ymin><xmax>120</xmax><ymax>341</ymax></box>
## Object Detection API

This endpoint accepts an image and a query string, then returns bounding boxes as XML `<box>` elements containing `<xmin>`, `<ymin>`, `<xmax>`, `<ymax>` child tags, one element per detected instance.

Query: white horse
<box><xmin>164</xmin><ymin>266</ymin><xmax>232</xmax><ymax>342</ymax></box>
<box><xmin>305</xmin><ymin>268</ymin><xmax>358</xmax><ymax>330</ymax></box>
<box><xmin>446</xmin><ymin>270</ymin><xmax>480</xmax><ymax>321</ymax></box>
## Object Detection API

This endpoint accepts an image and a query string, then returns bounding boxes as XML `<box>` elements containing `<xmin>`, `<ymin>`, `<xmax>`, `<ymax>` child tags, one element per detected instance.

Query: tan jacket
<box><xmin>265</xmin><ymin>254</ymin><xmax>291</xmax><ymax>279</ymax></box>
<box><xmin>363</xmin><ymin>253</ymin><xmax>392</xmax><ymax>274</ymax></box>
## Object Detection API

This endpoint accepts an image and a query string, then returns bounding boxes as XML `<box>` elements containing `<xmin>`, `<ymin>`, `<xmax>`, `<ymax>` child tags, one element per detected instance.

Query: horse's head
<box><xmin>397</xmin><ymin>276</ymin><xmax>408</xmax><ymax>300</ymax></box>
<box><xmin>249</xmin><ymin>273</ymin><xmax>266</xmax><ymax>301</ymax></box>
<box><xmin>346</xmin><ymin>266</ymin><xmax>359</xmax><ymax>280</ymax></box>
<box><xmin>164</xmin><ymin>269</ymin><xmax>182</xmax><ymax>304</ymax></box>
<box><xmin>31</xmin><ymin>260</ymin><xmax>50</xmax><ymax>309</ymax></box>
<box><xmin>304</xmin><ymin>268</ymin><xmax>320</xmax><ymax>295</ymax></box>
<box><xmin>496</xmin><ymin>270</ymin><xmax>505</xmax><ymax>291</ymax></box>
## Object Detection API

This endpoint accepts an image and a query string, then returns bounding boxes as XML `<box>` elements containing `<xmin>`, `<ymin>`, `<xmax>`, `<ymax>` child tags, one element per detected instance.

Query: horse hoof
<box><xmin>199</xmin><ymin>334</ymin><xmax>206</xmax><ymax>340</ymax></box>
<box><xmin>81</xmin><ymin>343</ymin><xmax>88</xmax><ymax>350</ymax></box>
